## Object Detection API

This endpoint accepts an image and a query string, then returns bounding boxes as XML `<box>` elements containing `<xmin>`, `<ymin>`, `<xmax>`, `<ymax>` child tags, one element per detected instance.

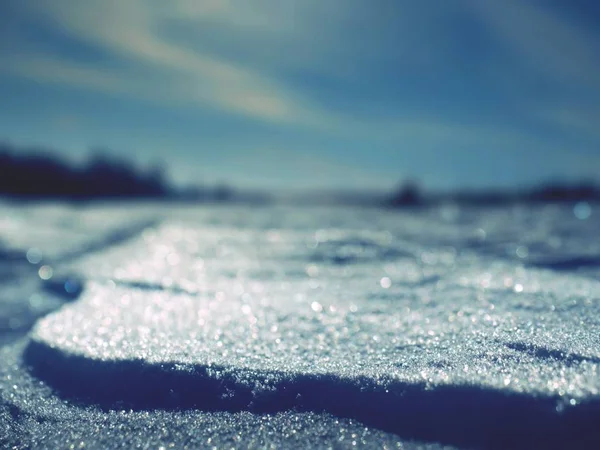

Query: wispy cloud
<box><xmin>472</xmin><ymin>0</ymin><xmax>600</xmax><ymax>89</ymax></box>
<box><xmin>4</xmin><ymin>0</ymin><xmax>320</xmax><ymax>124</ymax></box>
<box><xmin>470</xmin><ymin>0</ymin><xmax>600</xmax><ymax>146</ymax></box>
<box><xmin>1</xmin><ymin>53</ymin><xmax>123</xmax><ymax>92</ymax></box>
<box><xmin>0</xmin><ymin>1</ymin><xmax>512</xmax><ymax>129</ymax></box>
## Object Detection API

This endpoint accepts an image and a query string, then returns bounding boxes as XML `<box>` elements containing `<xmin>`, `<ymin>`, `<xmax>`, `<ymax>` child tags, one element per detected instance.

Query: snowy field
<box><xmin>1</xmin><ymin>200</ymin><xmax>600</xmax><ymax>449</ymax></box>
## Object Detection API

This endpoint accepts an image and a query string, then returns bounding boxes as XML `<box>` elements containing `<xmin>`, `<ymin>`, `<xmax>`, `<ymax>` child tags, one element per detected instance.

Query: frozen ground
<box><xmin>1</xmin><ymin>201</ymin><xmax>600</xmax><ymax>448</ymax></box>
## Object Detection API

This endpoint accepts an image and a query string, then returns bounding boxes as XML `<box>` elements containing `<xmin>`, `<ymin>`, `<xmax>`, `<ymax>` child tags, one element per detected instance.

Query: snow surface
<box><xmin>2</xmin><ymin>202</ymin><xmax>600</xmax><ymax>448</ymax></box>
<box><xmin>0</xmin><ymin>201</ymin><xmax>157</xmax><ymax>344</ymax></box>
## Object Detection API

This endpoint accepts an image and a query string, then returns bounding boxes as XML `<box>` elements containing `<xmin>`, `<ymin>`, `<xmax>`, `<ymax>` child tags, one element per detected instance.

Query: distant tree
<box><xmin>388</xmin><ymin>180</ymin><xmax>422</xmax><ymax>207</ymax></box>
<box><xmin>528</xmin><ymin>181</ymin><xmax>598</xmax><ymax>202</ymax></box>
<box><xmin>0</xmin><ymin>143</ymin><xmax>170</xmax><ymax>200</ymax></box>
<box><xmin>213</xmin><ymin>183</ymin><xmax>234</xmax><ymax>202</ymax></box>
<box><xmin>144</xmin><ymin>162</ymin><xmax>168</xmax><ymax>197</ymax></box>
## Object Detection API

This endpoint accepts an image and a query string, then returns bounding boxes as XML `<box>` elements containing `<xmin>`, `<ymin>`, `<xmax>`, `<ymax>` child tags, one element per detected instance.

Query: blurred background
<box><xmin>0</xmin><ymin>0</ymin><xmax>599</xmax><ymax>204</ymax></box>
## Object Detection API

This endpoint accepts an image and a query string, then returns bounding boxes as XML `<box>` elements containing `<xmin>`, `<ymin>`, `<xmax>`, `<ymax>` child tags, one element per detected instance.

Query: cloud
<box><xmin>1</xmin><ymin>53</ymin><xmax>123</xmax><ymax>92</ymax></box>
<box><xmin>0</xmin><ymin>1</ymin><xmax>495</xmax><ymax>129</ymax></box>
<box><xmin>534</xmin><ymin>107</ymin><xmax>600</xmax><ymax>144</ymax></box>
<box><xmin>471</xmin><ymin>0</ymin><xmax>600</xmax><ymax>89</ymax></box>
<box><xmin>467</xmin><ymin>0</ymin><xmax>600</xmax><ymax>148</ymax></box>
<box><xmin>3</xmin><ymin>0</ymin><xmax>320</xmax><ymax>124</ymax></box>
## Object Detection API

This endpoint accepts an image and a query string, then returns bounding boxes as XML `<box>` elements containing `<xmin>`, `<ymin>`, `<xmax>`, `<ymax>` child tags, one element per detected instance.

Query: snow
<box><xmin>1</xmin><ymin>342</ymin><xmax>444</xmax><ymax>450</ymax></box>
<box><xmin>2</xmin><ymin>202</ymin><xmax>600</xmax><ymax>448</ymax></box>
<box><xmin>0</xmin><ymin>201</ymin><xmax>157</xmax><ymax>343</ymax></box>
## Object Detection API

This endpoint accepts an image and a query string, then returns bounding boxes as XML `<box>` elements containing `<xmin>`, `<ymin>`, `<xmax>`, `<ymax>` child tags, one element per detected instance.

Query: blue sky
<box><xmin>0</xmin><ymin>1</ymin><xmax>599</xmax><ymax>191</ymax></box>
